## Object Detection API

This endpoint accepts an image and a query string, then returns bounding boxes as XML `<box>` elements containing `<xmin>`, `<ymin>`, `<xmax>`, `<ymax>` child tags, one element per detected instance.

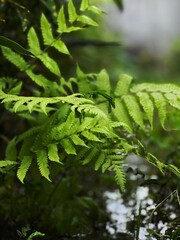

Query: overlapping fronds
<box><xmin>0</xmin><ymin>0</ymin><xmax>101</xmax><ymax>93</ymax></box>
<box><xmin>0</xmin><ymin>0</ymin><xmax>179</xmax><ymax>191</ymax></box>
<box><xmin>113</xmin><ymin>75</ymin><xmax>180</xmax><ymax>131</ymax></box>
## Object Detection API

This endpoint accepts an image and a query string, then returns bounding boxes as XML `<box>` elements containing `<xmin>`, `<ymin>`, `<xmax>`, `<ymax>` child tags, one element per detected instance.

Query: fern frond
<box><xmin>17</xmin><ymin>156</ymin><xmax>33</xmax><ymax>183</ymax></box>
<box><xmin>57</xmin><ymin>6</ymin><xmax>67</xmax><ymax>33</ymax></box>
<box><xmin>0</xmin><ymin>91</ymin><xmax>95</xmax><ymax>114</ymax></box>
<box><xmin>47</xmin><ymin>143</ymin><xmax>61</xmax><ymax>163</ymax></box>
<box><xmin>77</xmin><ymin>15</ymin><xmax>98</xmax><ymax>27</ymax></box>
<box><xmin>97</xmin><ymin>69</ymin><xmax>111</xmax><ymax>93</ymax></box>
<box><xmin>151</xmin><ymin>92</ymin><xmax>167</xmax><ymax>128</ymax></box>
<box><xmin>122</xmin><ymin>95</ymin><xmax>144</xmax><ymax>129</ymax></box>
<box><xmin>52</xmin><ymin>112</ymin><xmax>78</xmax><ymax>140</ymax></box>
<box><xmin>28</xmin><ymin>27</ymin><xmax>41</xmax><ymax>56</ymax></box>
<box><xmin>26</xmin><ymin>69</ymin><xmax>57</xmax><ymax>88</ymax></box>
<box><xmin>60</xmin><ymin>138</ymin><xmax>76</xmax><ymax>155</ymax></box>
<box><xmin>94</xmin><ymin>152</ymin><xmax>106</xmax><ymax>170</ymax></box>
<box><xmin>81</xmin><ymin>148</ymin><xmax>98</xmax><ymax>165</ymax></box>
<box><xmin>0</xmin><ymin>160</ymin><xmax>16</xmax><ymax>168</ymax></box>
<box><xmin>36</xmin><ymin>148</ymin><xmax>51</xmax><ymax>181</ymax></box>
<box><xmin>164</xmin><ymin>93</ymin><xmax>180</xmax><ymax>110</ymax></box>
<box><xmin>41</xmin><ymin>13</ymin><xmax>54</xmax><ymax>45</ymax></box>
<box><xmin>102</xmin><ymin>159</ymin><xmax>111</xmax><ymax>173</ymax></box>
<box><xmin>113</xmin><ymin>163</ymin><xmax>126</xmax><ymax>192</ymax></box>
<box><xmin>77</xmin><ymin>116</ymin><xmax>99</xmax><ymax>132</ymax></box>
<box><xmin>68</xmin><ymin>0</ymin><xmax>78</xmax><ymax>23</ymax></box>
<box><xmin>81</xmin><ymin>130</ymin><xmax>102</xmax><ymax>142</ymax></box>
<box><xmin>70</xmin><ymin>134</ymin><xmax>88</xmax><ymax>147</ymax></box>
<box><xmin>51</xmin><ymin>40</ymin><xmax>70</xmax><ymax>55</ymax></box>
<box><xmin>41</xmin><ymin>10</ymin><xmax>69</xmax><ymax>54</ymax></box>
<box><xmin>112</xmin><ymin>99</ymin><xmax>133</xmax><ymax>133</ymax></box>
<box><xmin>38</xmin><ymin>53</ymin><xmax>61</xmax><ymax>77</ymax></box>
<box><xmin>80</xmin><ymin>0</ymin><xmax>103</xmax><ymax>15</ymax></box>
<box><xmin>136</xmin><ymin>92</ymin><xmax>154</xmax><ymax>128</ymax></box>
<box><xmin>75</xmin><ymin>104</ymin><xmax>109</xmax><ymax>120</ymax></box>
<box><xmin>131</xmin><ymin>83</ymin><xmax>180</xmax><ymax>94</ymax></box>
<box><xmin>1</xmin><ymin>47</ymin><xmax>29</xmax><ymax>71</ymax></box>
<box><xmin>76</xmin><ymin>147</ymin><xmax>90</xmax><ymax>161</ymax></box>
<box><xmin>114</xmin><ymin>74</ymin><xmax>133</xmax><ymax>96</ymax></box>
<box><xmin>80</xmin><ymin>0</ymin><xmax>89</xmax><ymax>11</ymax></box>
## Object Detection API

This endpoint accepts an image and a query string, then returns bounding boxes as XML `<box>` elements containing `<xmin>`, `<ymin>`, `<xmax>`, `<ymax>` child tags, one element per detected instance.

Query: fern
<box><xmin>37</xmin><ymin>148</ymin><xmax>51</xmax><ymax>181</ymax></box>
<box><xmin>17</xmin><ymin>156</ymin><xmax>33</xmax><ymax>183</ymax></box>
<box><xmin>0</xmin><ymin>0</ymin><xmax>180</xmax><ymax>192</ymax></box>
<box><xmin>113</xmin><ymin>164</ymin><xmax>126</xmax><ymax>192</ymax></box>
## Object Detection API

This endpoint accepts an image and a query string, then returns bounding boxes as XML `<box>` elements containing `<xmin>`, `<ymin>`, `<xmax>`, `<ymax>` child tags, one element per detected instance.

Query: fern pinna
<box><xmin>0</xmin><ymin>0</ymin><xmax>180</xmax><ymax>191</ymax></box>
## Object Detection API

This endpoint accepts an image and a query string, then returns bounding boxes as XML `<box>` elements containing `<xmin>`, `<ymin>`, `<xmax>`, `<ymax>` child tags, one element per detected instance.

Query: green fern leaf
<box><xmin>102</xmin><ymin>159</ymin><xmax>111</xmax><ymax>173</ymax></box>
<box><xmin>1</xmin><ymin>47</ymin><xmax>29</xmax><ymax>71</ymax></box>
<box><xmin>112</xmin><ymin>99</ymin><xmax>132</xmax><ymax>132</ymax></box>
<box><xmin>97</xmin><ymin>69</ymin><xmax>111</xmax><ymax>93</ymax></box>
<box><xmin>41</xmin><ymin>13</ymin><xmax>54</xmax><ymax>45</ymax></box>
<box><xmin>113</xmin><ymin>164</ymin><xmax>126</xmax><ymax>192</ymax></box>
<box><xmin>151</xmin><ymin>92</ymin><xmax>167</xmax><ymax>128</ymax></box>
<box><xmin>165</xmin><ymin>93</ymin><xmax>180</xmax><ymax>110</ymax></box>
<box><xmin>76</xmin><ymin>104</ymin><xmax>108</xmax><ymax>120</ymax></box>
<box><xmin>52</xmin><ymin>40</ymin><xmax>70</xmax><ymax>55</ymax></box>
<box><xmin>123</xmin><ymin>95</ymin><xmax>144</xmax><ymax>129</ymax></box>
<box><xmin>0</xmin><ymin>160</ymin><xmax>16</xmax><ymax>168</ymax></box>
<box><xmin>60</xmin><ymin>138</ymin><xmax>76</xmax><ymax>155</ymax></box>
<box><xmin>38</xmin><ymin>53</ymin><xmax>61</xmax><ymax>76</ymax></box>
<box><xmin>80</xmin><ymin>0</ymin><xmax>102</xmax><ymax>14</ymax></box>
<box><xmin>131</xmin><ymin>83</ymin><xmax>180</xmax><ymax>94</ymax></box>
<box><xmin>68</xmin><ymin>0</ymin><xmax>78</xmax><ymax>23</ymax></box>
<box><xmin>37</xmin><ymin>148</ymin><xmax>51</xmax><ymax>181</ymax></box>
<box><xmin>87</xmin><ymin>5</ymin><xmax>103</xmax><ymax>15</ymax></box>
<box><xmin>53</xmin><ymin>112</ymin><xmax>78</xmax><ymax>140</ymax></box>
<box><xmin>114</xmin><ymin>74</ymin><xmax>133</xmax><ymax>96</ymax></box>
<box><xmin>77</xmin><ymin>116</ymin><xmax>99</xmax><ymax>132</ymax></box>
<box><xmin>13</xmin><ymin>99</ymin><xmax>29</xmax><ymax>112</ymax></box>
<box><xmin>80</xmin><ymin>0</ymin><xmax>89</xmax><ymax>11</ymax></box>
<box><xmin>81</xmin><ymin>130</ymin><xmax>101</xmax><ymax>142</ymax></box>
<box><xmin>57</xmin><ymin>6</ymin><xmax>67</xmax><ymax>33</ymax></box>
<box><xmin>77</xmin><ymin>15</ymin><xmax>98</xmax><ymax>26</ymax></box>
<box><xmin>70</xmin><ymin>134</ymin><xmax>88</xmax><ymax>147</ymax></box>
<box><xmin>94</xmin><ymin>152</ymin><xmax>106</xmax><ymax>170</ymax></box>
<box><xmin>91</xmin><ymin>126</ymin><xmax>116</xmax><ymax>138</ymax></box>
<box><xmin>27</xmin><ymin>99</ymin><xmax>42</xmax><ymax>113</ymax></box>
<box><xmin>76</xmin><ymin>147</ymin><xmax>89</xmax><ymax>161</ymax></box>
<box><xmin>81</xmin><ymin>148</ymin><xmax>98</xmax><ymax>165</ymax></box>
<box><xmin>48</xmin><ymin>144</ymin><xmax>61</xmax><ymax>163</ymax></box>
<box><xmin>26</xmin><ymin>69</ymin><xmax>56</xmax><ymax>88</ymax></box>
<box><xmin>28</xmin><ymin>27</ymin><xmax>41</xmax><ymax>56</ymax></box>
<box><xmin>17</xmin><ymin>156</ymin><xmax>33</xmax><ymax>183</ymax></box>
<box><xmin>40</xmin><ymin>98</ymin><xmax>55</xmax><ymax>114</ymax></box>
<box><xmin>137</xmin><ymin>92</ymin><xmax>154</xmax><ymax>128</ymax></box>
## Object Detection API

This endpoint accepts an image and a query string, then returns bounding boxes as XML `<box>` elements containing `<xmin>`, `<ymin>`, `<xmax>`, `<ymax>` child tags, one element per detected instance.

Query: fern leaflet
<box><xmin>17</xmin><ymin>156</ymin><xmax>33</xmax><ymax>183</ymax></box>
